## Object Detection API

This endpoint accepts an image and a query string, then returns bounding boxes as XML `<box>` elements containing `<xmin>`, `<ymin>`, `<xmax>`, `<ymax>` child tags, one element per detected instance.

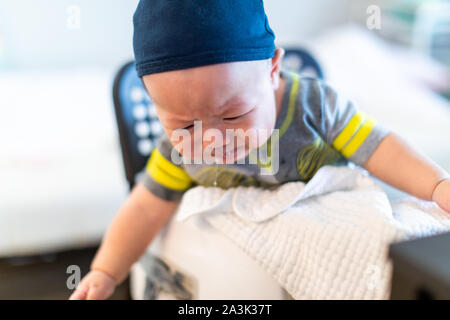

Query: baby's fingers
<box><xmin>69</xmin><ymin>284</ymin><xmax>89</xmax><ymax>300</ymax></box>
<box><xmin>432</xmin><ymin>179</ymin><xmax>450</xmax><ymax>213</ymax></box>
<box><xmin>86</xmin><ymin>284</ymin><xmax>114</xmax><ymax>300</ymax></box>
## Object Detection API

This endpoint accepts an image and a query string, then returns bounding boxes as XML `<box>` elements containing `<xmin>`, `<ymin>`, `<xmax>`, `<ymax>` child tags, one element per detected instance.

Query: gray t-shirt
<box><xmin>139</xmin><ymin>69</ymin><xmax>390</xmax><ymax>201</ymax></box>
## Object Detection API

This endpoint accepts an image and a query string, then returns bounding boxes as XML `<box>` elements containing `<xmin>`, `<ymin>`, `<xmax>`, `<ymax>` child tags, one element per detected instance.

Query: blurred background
<box><xmin>0</xmin><ymin>0</ymin><xmax>449</xmax><ymax>299</ymax></box>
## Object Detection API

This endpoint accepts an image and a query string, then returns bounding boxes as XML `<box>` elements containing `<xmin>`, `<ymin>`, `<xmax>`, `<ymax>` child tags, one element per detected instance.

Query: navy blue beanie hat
<box><xmin>133</xmin><ymin>0</ymin><xmax>276</xmax><ymax>77</ymax></box>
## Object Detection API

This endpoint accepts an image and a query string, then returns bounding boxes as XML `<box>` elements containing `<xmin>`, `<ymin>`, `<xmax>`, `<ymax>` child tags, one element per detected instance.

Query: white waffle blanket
<box><xmin>174</xmin><ymin>165</ymin><xmax>450</xmax><ymax>299</ymax></box>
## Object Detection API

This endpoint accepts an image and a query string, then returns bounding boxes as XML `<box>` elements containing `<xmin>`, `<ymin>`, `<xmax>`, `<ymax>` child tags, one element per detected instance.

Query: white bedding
<box><xmin>174</xmin><ymin>164</ymin><xmax>450</xmax><ymax>299</ymax></box>
<box><xmin>0</xmin><ymin>69</ymin><xmax>128</xmax><ymax>257</ymax></box>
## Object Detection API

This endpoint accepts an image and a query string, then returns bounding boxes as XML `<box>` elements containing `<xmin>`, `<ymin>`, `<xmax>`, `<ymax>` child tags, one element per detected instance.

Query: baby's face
<box><xmin>142</xmin><ymin>59</ymin><xmax>280</xmax><ymax>164</ymax></box>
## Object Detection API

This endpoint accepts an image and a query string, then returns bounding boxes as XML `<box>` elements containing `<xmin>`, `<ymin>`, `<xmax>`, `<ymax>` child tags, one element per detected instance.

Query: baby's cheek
<box><xmin>246</xmin><ymin>111</ymin><xmax>270</xmax><ymax>130</ymax></box>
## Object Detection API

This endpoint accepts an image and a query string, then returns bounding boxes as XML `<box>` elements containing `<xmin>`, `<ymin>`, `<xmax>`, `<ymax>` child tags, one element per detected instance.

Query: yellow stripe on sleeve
<box><xmin>146</xmin><ymin>149</ymin><xmax>193</xmax><ymax>191</ymax></box>
<box><xmin>340</xmin><ymin>117</ymin><xmax>376</xmax><ymax>158</ymax></box>
<box><xmin>279</xmin><ymin>72</ymin><xmax>300</xmax><ymax>138</ymax></box>
<box><xmin>332</xmin><ymin>111</ymin><xmax>366</xmax><ymax>151</ymax></box>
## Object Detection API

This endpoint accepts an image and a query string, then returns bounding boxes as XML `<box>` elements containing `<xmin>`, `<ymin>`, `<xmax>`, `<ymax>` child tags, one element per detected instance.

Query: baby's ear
<box><xmin>277</xmin><ymin>47</ymin><xmax>286</xmax><ymax>60</ymax></box>
<box><xmin>273</xmin><ymin>47</ymin><xmax>285</xmax><ymax>65</ymax></box>
<box><xmin>268</xmin><ymin>48</ymin><xmax>285</xmax><ymax>87</ymax></box>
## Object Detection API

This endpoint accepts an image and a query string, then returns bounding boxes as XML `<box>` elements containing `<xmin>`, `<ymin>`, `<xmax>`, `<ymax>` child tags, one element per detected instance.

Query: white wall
<box><xmin>264</xmin><ymin>0</ymin><xmax>352</xmax><ymax>45</ymax></box>
<box><xmin>264</xmin><ymin>0</ymin><xmax>394</xmax><ymax>45</ymax></box>
<box><xmin>0</xmin><ymin>0</ymin><xmax>393</xmax><ymax>71</ymax></box>
<box><xmin>0</xmin><ymin>0</ymin><xmax>139</xmax><ymax>70</ymax></box>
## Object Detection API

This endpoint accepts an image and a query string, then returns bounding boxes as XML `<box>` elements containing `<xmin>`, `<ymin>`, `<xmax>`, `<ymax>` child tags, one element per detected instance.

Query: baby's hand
<box><xmin>432</xmin><ymin>178</ymin><xmax>450</xmax><ymax>213</ymax></box>
<box><xmin>69</xmin><ymin>269</ymin><xmax>117</xmax><ymax>300</ymax></box>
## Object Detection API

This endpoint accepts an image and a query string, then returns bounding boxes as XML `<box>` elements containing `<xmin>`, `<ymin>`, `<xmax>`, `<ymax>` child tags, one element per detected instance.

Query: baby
<box><xmin>70</xmin><ymin>0</ymin><xmax>450</xmax><ymax>300</ymax></box>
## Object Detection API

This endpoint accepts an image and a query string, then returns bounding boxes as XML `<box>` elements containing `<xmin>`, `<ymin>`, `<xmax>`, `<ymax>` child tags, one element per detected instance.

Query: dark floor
<box><xmin>0</xmin><ymin>246</ymin><xmax>131</xmax><ymax>300</ymax></box>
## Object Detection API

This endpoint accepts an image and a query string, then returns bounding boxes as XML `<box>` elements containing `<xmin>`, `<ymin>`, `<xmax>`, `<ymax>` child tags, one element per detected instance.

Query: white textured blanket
<box><xmin>175</xmin><ymin>165</ymin><xmax>450</xmax><ymax>299</ymax></box>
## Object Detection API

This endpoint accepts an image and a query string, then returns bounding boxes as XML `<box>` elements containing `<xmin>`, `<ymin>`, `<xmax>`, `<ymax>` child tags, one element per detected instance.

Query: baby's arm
<box><xmin>69</xmin><ymin>183</ymin><xmax>178</xmax><ymax>300</ymax></box>
<box><xmin>363</xmin><ymin>132</ymin><xmax>450</xmax><ymax>213</ymax></box>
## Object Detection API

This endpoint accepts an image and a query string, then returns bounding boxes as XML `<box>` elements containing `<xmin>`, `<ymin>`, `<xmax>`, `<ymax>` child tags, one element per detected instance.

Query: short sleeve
<box><xmin>137</xmin><ymin>133</ymin><xmax>194</xmax><ymax>201</ymax></box>
<box><xmin>304</xmin><ymin>79</ymin><xmax>390</xmax><ymax>166</ymax></box>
